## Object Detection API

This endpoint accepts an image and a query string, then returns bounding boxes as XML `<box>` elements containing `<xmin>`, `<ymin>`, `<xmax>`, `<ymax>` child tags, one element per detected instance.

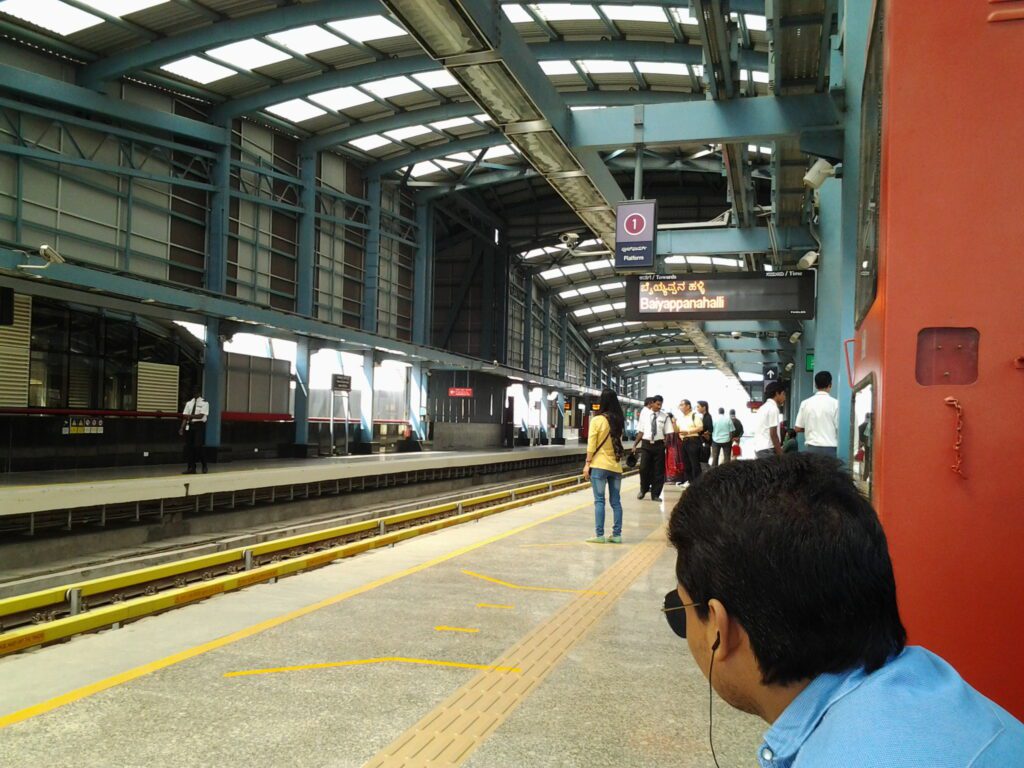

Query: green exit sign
<box><xmin>805</xmin><ymin>352</ymin><xmax>815</xmax><ymax>372</ymax></box>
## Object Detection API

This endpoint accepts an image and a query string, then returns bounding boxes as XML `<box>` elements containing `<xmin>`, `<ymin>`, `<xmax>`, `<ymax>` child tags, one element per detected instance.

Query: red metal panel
<box><xmin>857</xmin><ymin>0</ymin><xmax>1024</xmax><ymax>716</ymax></box>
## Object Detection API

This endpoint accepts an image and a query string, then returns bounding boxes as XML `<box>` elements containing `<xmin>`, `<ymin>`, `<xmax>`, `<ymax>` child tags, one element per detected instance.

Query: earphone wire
<box><xmin>709</xmin><ymin>646</ymin><xmax>721</xmax><ymax>768</ymax></box>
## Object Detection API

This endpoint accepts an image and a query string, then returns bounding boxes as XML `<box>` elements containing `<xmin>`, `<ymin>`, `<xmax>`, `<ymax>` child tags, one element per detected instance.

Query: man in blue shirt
<box><xmin>665</xmin><ymin>454</ymin><xmax>1024</xmax><ymax>767</ymax></box>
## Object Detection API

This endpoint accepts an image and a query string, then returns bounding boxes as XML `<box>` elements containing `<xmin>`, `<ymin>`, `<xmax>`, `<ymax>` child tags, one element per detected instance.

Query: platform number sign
<box><xmin>614</xmin><ymin>200</ymin><xmax>657</xmax><ymax>270</ymax></box>
<box><xmin>332</xmin><ymin>374</ymin><xmax>352</xmax><ymax>392</ymax></box>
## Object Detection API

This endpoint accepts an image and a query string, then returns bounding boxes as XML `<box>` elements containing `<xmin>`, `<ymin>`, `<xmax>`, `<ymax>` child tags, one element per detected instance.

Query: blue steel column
<box><xmin>521</xmin><ymin>270</ymin><xmax>533</xmax><ymax>372</ymax></box>
<box><xmin>294</xmin><ymin>151</ymin><xmax>316</xmax><ymax>446</ymax></box>
<box><xmin>363</xmin><ymin>177</ymin><xmax>382</xmax><ymax>333</ymax></box>
<box><xmin>203</xmin><ymin>143</ymin><xmax>231</xmax><ymax>448</ymax></box>
<box><xmin>541</xmin><ymin>292</ymin><xmax>551</xmax><ymax>377</ymax></box>
<box><xmin>413</xmin><ymin>200</ymin><xmax>433</xmax><ymax>346</ymax></box>
<box><xmin>360</xmin><ymin>352</ymin><xmax>375</xmax><ymax>444</ymax></box>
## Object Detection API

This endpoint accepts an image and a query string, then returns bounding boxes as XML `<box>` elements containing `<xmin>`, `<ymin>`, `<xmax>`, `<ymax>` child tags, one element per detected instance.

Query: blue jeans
<box><xmin>590</xmin><ymin>468</ymin><xmax>623</xmax><ymax>537</ymax></box>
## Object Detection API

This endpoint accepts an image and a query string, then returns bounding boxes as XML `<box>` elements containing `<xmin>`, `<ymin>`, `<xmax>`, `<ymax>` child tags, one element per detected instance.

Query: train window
<box><xmin>915</xmin><ymin>328</ymin><xmax>980</xmax><ymax>385</ymax></box>
<box><xmin>855</xmin><ymin>0</ymin><xmax>885</xmax><ymax>327</ymax></box>
<box><xmin>851</xmin><ymin>375</ymin><xmax>875</xmax><ymax>500</ymax></box>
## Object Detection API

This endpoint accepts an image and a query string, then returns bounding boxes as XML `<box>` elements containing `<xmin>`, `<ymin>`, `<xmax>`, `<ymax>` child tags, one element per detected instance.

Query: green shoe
<box><xmin>586</xmin><ymin>536</ymin><xmax>607</xmax><ymax>544</ymax></box>
<box><xmin>608</xmin><ymin>535</ymin><xmax>623</xmax><ymax>544</ymax></box>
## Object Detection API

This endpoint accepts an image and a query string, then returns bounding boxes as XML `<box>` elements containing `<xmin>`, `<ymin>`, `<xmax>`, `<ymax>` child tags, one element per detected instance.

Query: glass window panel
<box><xmin>29</xmin><ymin>351</ymin><xmax>66</xmax><ymax>408</ymax></box>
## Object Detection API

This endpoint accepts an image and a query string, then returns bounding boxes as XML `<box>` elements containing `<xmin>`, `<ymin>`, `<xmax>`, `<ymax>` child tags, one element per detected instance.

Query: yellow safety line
<box><xmin>461</xmin><ymin>569</ymin><xmax>607</xmax><ymax>595</ymax></box>
<box><xmin>223</xmin><ymin>657</ymin><xmax>520</xmax><ymax>678</ymax></box>
<box><xmin>0</xmin><ymin>497</ymin><xmax>593</xmax><ymax>731</ymax></box>
<box><xmin>475</xmin><ymin>603</ymin><xmax>514</xmax><ymax>610</ymax></box>
<box><xmin>434</xmin><ymin>626</ymin><xmax>480</xmax><ymax>634</ymax></box>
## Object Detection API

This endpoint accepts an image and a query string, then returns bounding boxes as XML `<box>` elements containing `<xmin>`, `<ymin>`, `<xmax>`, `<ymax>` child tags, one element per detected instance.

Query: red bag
<box><xmin>731</xmin><ymin>443</ymin><xmax>742</xmax><ymax>457</ymax></box>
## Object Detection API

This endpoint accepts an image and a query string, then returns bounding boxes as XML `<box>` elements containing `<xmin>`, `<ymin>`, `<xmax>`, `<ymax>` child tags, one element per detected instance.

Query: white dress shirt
<box><xmin>752</xmin><ymin>398</ymin><xmax>781</xmax><ymax>453</ymax></box>
<box><xmin>182</xmin><ymin>397</ymin><xmax>210</xmax><ymax>429</ymax></box>
<box><xmin>795</xmin><ymin>391</ymin><xmax>839</xmax><ymax>447</ymax></box>
<box><xmin>638</xmin><ymin>407</ymin><xmax>673</xmax><ymax>441</ymax></box>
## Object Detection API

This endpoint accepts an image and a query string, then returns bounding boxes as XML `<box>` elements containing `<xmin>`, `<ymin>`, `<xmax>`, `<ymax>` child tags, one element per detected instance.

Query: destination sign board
<box><xmin>624</xmin><ymin>271</ymin><xmax>815</xmax><ymax>321</ymax></box>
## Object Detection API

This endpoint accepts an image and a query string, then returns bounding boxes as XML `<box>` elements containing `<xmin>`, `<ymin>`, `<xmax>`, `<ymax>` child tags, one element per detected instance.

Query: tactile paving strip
<box><xmin>362</xmin><ymin>527</ymin><xmax>668</xmax><ymax>767</ymax></box>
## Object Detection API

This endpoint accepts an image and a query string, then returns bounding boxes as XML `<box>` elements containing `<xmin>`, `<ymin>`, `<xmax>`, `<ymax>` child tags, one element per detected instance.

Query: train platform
<box><xmin>0</xmin><ymin>479</ymin><xmax>763</xmax><ymax>767</ymax></box>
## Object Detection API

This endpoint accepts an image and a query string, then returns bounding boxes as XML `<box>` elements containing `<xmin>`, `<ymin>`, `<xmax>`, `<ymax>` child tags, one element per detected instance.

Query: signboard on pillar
<box><xmin>763</xmin><ymin>364</ymin><xmax>780</xmax><ymax>383</ymax></box>
<box><xmin>332</xmin><ymin>374</ymin><xmax>352</xmax><ymax>392</ymax></box>
<box><xmin>614</xmin><ymin>200</ymin><xmax>657</xmax><ymax>270</ymax></box>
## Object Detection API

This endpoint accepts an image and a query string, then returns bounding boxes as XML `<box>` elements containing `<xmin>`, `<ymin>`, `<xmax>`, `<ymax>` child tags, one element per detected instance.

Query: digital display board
<box><xmin>625</xmin><ymin>271</ymin><xmax>816</xmax><ymax>321</ymax></box>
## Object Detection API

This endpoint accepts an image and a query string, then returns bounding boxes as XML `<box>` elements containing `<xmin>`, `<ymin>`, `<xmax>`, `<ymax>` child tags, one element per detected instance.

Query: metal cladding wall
<box><xmin>858</xmin><ymin>0</ymin><xmax>1024</xmax><ymax>716</ymax></box>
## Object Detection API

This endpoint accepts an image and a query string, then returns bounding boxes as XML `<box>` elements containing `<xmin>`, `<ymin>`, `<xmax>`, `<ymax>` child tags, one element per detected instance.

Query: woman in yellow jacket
<box><xmin>583</xmin><ymin>388</ymin><xmax>626</xmax><ymax>543</ymax></box>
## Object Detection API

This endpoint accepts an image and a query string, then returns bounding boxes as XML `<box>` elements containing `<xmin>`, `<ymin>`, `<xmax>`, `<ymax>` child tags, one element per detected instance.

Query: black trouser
<box><xmin>185</xmin><ymin>422</ymin><xmax>207</xmax><ymax>471</ymax></box>
<box><xmin>711</xmin><ymin>441</ymin><xmax>732</xmax><ymax>466</ymax></box>
<box><xmin>681</xmin><ymin>438</ymin><xmax>702</xmax><ymax>482</ymax></box>
<box><xmin>639</xmin><ymin>440</ymin><xmax>665</xmax><ymax>499</ymax></box>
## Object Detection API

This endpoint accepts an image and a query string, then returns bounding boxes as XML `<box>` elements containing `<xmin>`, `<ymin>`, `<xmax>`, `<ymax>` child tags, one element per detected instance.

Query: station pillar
<box><xmin>293</xmin><ymin>336</ymin><xmax>310</xmax><ymax>447</ymax></box>
<box><xmin>360</xmin><ymin>352</ymin><xmax>375</xmax><ymax>445</ymax></box>
<box><xmin>203</xmin><ymin>318</ymin><xmax>223</xmax><ymax>449</ymax></box>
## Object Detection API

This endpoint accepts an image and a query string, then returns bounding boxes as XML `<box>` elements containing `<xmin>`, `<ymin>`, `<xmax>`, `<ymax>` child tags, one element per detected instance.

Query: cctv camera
<box><xmin>38</xmin><ymin>244</ymin><xmax>65</xmax><ymax>264</ymax></box>
<box><xmin>785</xmin><ymin>362</ymin><xmax>795</xmax><ymax>372</ymax></box>
<box><xmin>559</xmin><ymin>232</ymin><xmax>579</xmax><ymax>245</ymax></box>
<box><xmin>789</xmin><ymin>331</ymin><xmax>803</xmax><ymax>344</ymax></box>
<box><xmin>797</xmin><ymin>250</ymin><xmax>819</xmax><ymax>270</ymax></box>
<box><xmin>802</xmin><ymin>158</ymin><xmax>835</xmax><ymax>190</ymax></box>
<box><xmin>730</xmin><ymin>331</ymin><xmax>743</xmax><ymax>340</ymax></box>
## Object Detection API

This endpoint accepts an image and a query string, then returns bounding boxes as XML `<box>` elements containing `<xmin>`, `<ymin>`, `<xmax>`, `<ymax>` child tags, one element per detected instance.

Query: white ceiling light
<box><xmin>540</xmin><ymin>60</ymin><xmax>579</xmax><ymax>76</ymax></box>
<box><xmin>413</xmin><ymin>70</ymin><xmax>459</xmax><ymax>89</ymax></box>
<box><xmin>207</xmin><ymin>40</ymin><xmax>291</xmax><ymax>70</ymax></box>
<box><xmin>268</xmin><ymin>26</ymin><xmax>347</xmax><ymax>54</ymax></box>
<box><xmin>161</xmin><ymin>55</ymin><xmax>236</xmax><ymax>84</ymax></box>
<box><xmin>363</xmin><ymin>76</ymin><xmax>422</xmax><ymax>99</ymax></box>
<box><xmin>579</xmin><ymin>60</ymin><xmax>633</xmax><ymax>74</ymax></box>
<box><xmin>0</xmin><ymin>0</ymin><xmax>102</xmax><ymax>35</ymax></box>
<box><xmin>310</xmin><ymin>86</ymin><xmax>374</xmax><ymax>111</ymax></box>
<box><xmin>330</xmin><ymin>16</ymin><xmax>406</xmax><ymax>42</ymax></box>
<box><xmin>349</xmin><ymin>134</ymin><xmax>393</xmax><ymax>151</ymax></box>
<box><xmin>744</xmin><ymin>14</ymin><xmax>768</xmax><ymax>31</ymax></box>
<box><xmin>266</xmin><ymin>99</ymin><xmax>327</xmax><ymax>123</ymax></box>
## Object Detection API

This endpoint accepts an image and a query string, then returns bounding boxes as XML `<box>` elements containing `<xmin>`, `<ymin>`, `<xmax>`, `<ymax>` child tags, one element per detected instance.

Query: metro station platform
<box><xmin>0</xmin><ymin>480</ymin><xmax>764</xmax><ymax>767</ymax></box>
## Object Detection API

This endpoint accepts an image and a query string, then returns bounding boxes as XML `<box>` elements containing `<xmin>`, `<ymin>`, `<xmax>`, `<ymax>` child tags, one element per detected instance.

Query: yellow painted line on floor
<box><xmin>475</xmin><ymin>603</ymin><xmax>514</xmax><ymax>610</ymax></box>
<box><xmin>363</xmin><ymin>525</ymin><xmax>668</xmax><ymax>768</ymax></box>
<box><xmin>223</xmin><ymin>657</ymin><xmax>520</xmax><ymax>678</ymax></box>
<box><xmin>0</xmin><ymin>496</ymin><xmax>595</xmax><ymax>731</ymax></box>
<box><xmin>434</xmin><ymin>626</ymin><xmax>479</xmax><ymax>634</ymax></box>
<box><xmin>461</xmin><ymin>569</ymin><xmax>607</xmax><ymax>595</ymax></box>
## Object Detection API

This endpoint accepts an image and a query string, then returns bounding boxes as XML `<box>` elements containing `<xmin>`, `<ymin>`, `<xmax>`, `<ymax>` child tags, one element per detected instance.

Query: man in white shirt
<box><xmin>180</xmin><ymin>388</ymin><xmax>210</xmax><ymax>474</ymax></box>
<box><xmin>795</xmin><ymin>371</ymin><xmax>840</xmax><ymax>457</ymax></box>
<box><xmin>676</xmin><ymin>399</ymin><xmax>705</xmax><ymax>484</ymax></box>
<box><xmin>633</xmin><ymin>395</ymin><xmax>677</xmax><ymax>502</ymax></box>
<box><xmin>752</xmin><ymin>381</ymin><xmax>787</xmax><ymax>459</ymax></box>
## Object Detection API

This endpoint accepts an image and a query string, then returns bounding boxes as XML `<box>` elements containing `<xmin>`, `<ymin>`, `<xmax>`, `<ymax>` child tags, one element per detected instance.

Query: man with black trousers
<box><xmin>676</xmin><ymin>399</ymin><xmax>705</xmax><ymax>486</ymax></box>
<box><xmin>632</xmin><ymin>395</ymin><xmax>676</xmax><ymax>502</ymax></box>
<box><xmin>180</xmin><ymin>387</ymin><xmax>209</xmax><ymax>474</ymax></box>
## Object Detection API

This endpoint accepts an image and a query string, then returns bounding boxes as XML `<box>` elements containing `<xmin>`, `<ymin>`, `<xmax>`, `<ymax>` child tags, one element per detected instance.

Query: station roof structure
<box><xmin>0</xmin><ymin>0</ymin><xmax>840</xmax><ymax>381</ymax></box>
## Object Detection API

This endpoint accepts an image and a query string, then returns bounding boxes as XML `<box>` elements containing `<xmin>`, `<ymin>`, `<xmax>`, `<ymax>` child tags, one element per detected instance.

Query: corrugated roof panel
<box><xmin>255</xmin><ymin>58</ymin><xmax>320</xmax><ymax>82</ymax></box>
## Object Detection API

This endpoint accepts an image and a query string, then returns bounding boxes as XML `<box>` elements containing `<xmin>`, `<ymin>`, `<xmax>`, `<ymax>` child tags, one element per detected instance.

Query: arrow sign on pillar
<box><xmin>763</xmin><ymin>364</ymin><xmax>780</xmax><ymax>382</ymax></box>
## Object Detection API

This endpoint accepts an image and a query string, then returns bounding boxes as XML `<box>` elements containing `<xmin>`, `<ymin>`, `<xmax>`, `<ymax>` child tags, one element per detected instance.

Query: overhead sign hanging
<box><xmin>624</xmin><ymin>272</ymin><xmax>816</xmax><ymax>321</ymax></box>
<box><xmin>614</xmin><ymin>200</ymin><xmax>657</xmax><ymax>269</ymax></box>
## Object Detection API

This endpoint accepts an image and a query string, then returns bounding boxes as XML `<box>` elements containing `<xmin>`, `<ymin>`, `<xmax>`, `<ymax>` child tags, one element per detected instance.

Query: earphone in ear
<box><xmin>711</xmin><ymin>633</ymin><xmax>721</xmax><ymax>652</ymax></box>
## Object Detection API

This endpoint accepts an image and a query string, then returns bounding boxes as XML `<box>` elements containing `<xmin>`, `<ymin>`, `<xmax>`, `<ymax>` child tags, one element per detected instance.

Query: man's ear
<box><xmin>706</xmin><ymin>598</ymin><xmax>740</xmax><ymax>662</ymax></box>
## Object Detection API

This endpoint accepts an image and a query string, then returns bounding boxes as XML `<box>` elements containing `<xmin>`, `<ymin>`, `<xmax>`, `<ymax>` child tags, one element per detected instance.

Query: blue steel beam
<box><xmin>79</xmin><ymin>0</ymin><xmax>382</xmax><ymax>88</ymax></box>
<box><xmin>656</xmin><ymin>227</ymin><xmax>815</xmax><ymax>255</ymax></box>
<box><xmin>0</xmin><ymin>64</ymin><xmax>226</xmax><ymax>145</ymax></box>
<box><xmin>571</xmin><ymin>93</ymin><xmax>840</xmax><ymax>150</ymax></box>
<box><xmin>367</xmin><ymin>134</ymin><xmax>507</xmax><ymax>178</ymax></box>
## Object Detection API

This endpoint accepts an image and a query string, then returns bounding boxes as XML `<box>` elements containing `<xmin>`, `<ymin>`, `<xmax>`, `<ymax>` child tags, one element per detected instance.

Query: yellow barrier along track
<box><xmin>0</xmin><ymin>472</ymin><xmax>627</xmax><ymax>657</ymax></box>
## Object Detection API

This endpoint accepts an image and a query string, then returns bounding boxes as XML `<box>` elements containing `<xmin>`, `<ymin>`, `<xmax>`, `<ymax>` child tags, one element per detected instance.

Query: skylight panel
<box><xmin>207</xmin><ymin>40</ymin><xmax>291</xmax><ymax>70</ymax></box>
<box><xmin>573</xmin><ymin>307</ymin><xmax>594</xmax><ymax>317</ymax></box>
<box><xmin>540</xmin><ymin>60</ymin><xmax>578</xmax><ymax>76</ymax></box>
<box><xmin>669</xmin><ymin>7</ymin><xmax>698</xmax><ymax>24</ymax></box>
<box><xmin>534</xmin><ymin>3</ymin><xmax>600</xmax><ymax>21</ymax></box>
<box><xmin>409</xmin><ymin>162</ymin><xmax>441</xmax><ymax>178</ymax></box>
<box><xmin>612</xmin><ymin>301</ymin><xmax>626</xmax><ymax>309</ymax></box>
<box><xmin>471</xmin><ymin>113</ymin><xmax>492</xmax><ymax>123</ymax></box>
<box><xmin>363</xmin><ymin>76</ymin><xmax>421</xmax><ymax>99</ymax></box>
<box><xmin>636</xmin><ymin>61</ymin><xmax>689</xmax><ymax>76</ymax></box>
<box><xmin>559</xmin><ymin>288</ymin><xmax>580</xmax><ymax>299</ymax></box>
<box><xmin>759</xmin><ymin>146</ymin><xmax>773</xmax><ymax>154</ymax></box>
<box><xmin>310</xmin><ymin>86</ymin><xmax>374</xmax><ymax>111</ymax></box>
<box><xmin>385</xmin><ymin>125</ymin><xmax>433</xmax><ymax>142</ymax></box>
<box><xmin>585</xmin><ymin>258</ymin><xmax>614</xmax><ymax>271</ymax></box>
<box><xmin>266</xmin><ymin>99</ymin><xmax>326</xmax><ymax>123</ymax></box>
<box><xmin>741</xmin><ymin>69</ymin><xmax>770</xmax><ymax>84</ymax></box>
<box><xmin>688</xmin><ymin>256</ymin><xmax>712</xmax><ymax>265</ymax></box>
<box><xmin>592</xmin><ymin>303</ymin><xmax>615</xmax><ymax>314</ymax></box>
<box><xmin>599</xmin><ymin>4</ymin><xmax>667</xmax><ymax>22</ymax></box>
<box><xmin>712</xmin><ymin>257</ymin><xmax>742</xmax><ymax>267</ymax></box>
<box><xmin>434</xmin><ymin>159</ymin><xmax>460</xmax><ymax>169</ymax></box>
<box><xmin>413</xmin><ymin>70</ymin><xmax>459</xmax><ymax>89</ymax></box>
<box><xmin>161</xmin><ymin>56</ymin><xmax>235</xmax><ymax>84</ymax></box>
<box><xmin>570</xmin><ymin>106</ymin><xmax>606</xmax><ymax>111</ymax></box>
<box><xmin>692</xmin><ymin>64</ymin><xmax>704</xmax><ymax>77</ymax></box>
<box><xmin>561</xmin><ymin>263</ymin><xmax>588</xmax><ymax>276</ymax></box>
<box><xmin>745</xmin><ymin>14</ymin><xmax>768</xmax><ymax>31</ymax></box>
<box><xmin>446</xmin><ymin>152</ymin><xmax>477</xmax><ymax>163</ymax></box>
<box><xmin>523</xmin><ymin>248</ymin><xmax>548</xmax><ymax>259</ymax></box>
<box><xmin>601</xmin><ymin>281</ymin><xmax>626</xmax><ymax>290</ymax></box>
<box><xmin>579</xmin><ymin>60</ymin><xmax>634</xmax><ymax>74</ymax></box>
<box><xmin>540</xmin><ymin>267</ymin><xmax>563</xmax><ymax>281</ymax></box>
<box><xmin>330</xmin><ymin>15</ymin><xmax>406</xmax><ymax>42</ymax></box>
<box><xmin>483</xmin><ymin>145</ymin><xmax>517</xmax><ymax>160</ymax></box>
<box><xmin>349</xmin><ymin>134</ymin><xmax>392</xmax><ymax>151</ymax></box>
<box><xmin>503</xmin><ymin>3</ymin><xmax>532</xmax><ymax>23</ymax></box>
<box><xmin>268</xmin><ymin>25</ymin><xmax>347</xmax><ymax>55</ymax></box>
<box><xmin>81</xmin><ymin>0</ymin><xmax>166</xmax><ymax>15</ymax></box>
<box><xmin>0</xmin><ymin>0</ymin><xmax>102</xmax><ymax>35</ymax></box>
<box><xmin>430</xmin><ymin>117</ymin><xmax>474</xmax><ymax>130</ymax></box>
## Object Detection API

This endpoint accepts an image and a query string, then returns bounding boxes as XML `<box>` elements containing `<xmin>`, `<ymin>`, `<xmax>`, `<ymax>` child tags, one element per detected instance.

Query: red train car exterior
<box><xmin>856</xmin><ymin>0</ymin><xmax>1024</xmax><ymax>716</ymax></box>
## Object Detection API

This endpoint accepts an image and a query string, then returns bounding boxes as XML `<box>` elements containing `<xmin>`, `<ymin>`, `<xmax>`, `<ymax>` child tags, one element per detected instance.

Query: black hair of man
<box><xmin>729</xmin><ymin>409</ymin><xmax>736</xmax><ymax>416</ymax></box>
<box><xmin>668</xmin><ymin>454</ymin><xmax>906</xmax><ymax>686</ymax></box>
<box><xmin>764</xmin><ymin>380</ymin><xmax>788</xmax><ymax>399</ymax></box>
<box><xmin>653</xmin><ymin>395</ymin><xmax>664</xmax><ymax>404</ymax></box>
<box><xmin>597</xmin><ymin>388</ymin><xmax>624</xmax><ymax>438</ymax></box>
<box><xmin>644</xmin><ymin>396</ymin><xmax>654</xmax><ymax>407</ymax></box>
<box><xmin>815</xmin><ymin>371</ymin><xmax>833</xmax><ymax>390</ymax></box>
<box><xmin>681</xmin><ymin>399</ymin><xmax>691</xmax><ymax>408</ymax></box>
<box><xmin>718</xmin><ymin>407</ymin><xmax>725</xmax><ymax>415</ymax></box>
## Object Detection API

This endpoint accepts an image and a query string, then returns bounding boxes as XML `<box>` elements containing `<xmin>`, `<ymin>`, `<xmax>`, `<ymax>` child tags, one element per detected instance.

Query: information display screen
<box><xmin>625</xmin><ymin>271</ymin><xmax>815</xmax><ymax>321</ymax></box>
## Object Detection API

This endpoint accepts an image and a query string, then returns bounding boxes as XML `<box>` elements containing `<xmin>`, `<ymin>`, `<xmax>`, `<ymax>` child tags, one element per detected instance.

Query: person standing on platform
<box><xmin>729</xmin><ymin>409</ymin><xmax>744</xmax><ymax>457</ymax></box>
<box><xmin>676</xmin><ymin>399</ymin><xmax>705</xmax><ymax>486</ymax></box>
<box><xmin>697</xmin><ymin>400</ymin><xmax>714</xmax><ymax>467</ymax></box>
<box><xmin>395</xmin><ymin>424</ymin><xmax>422</xmax><ymax>453</ymax></box>
<box><xmin>752</xmin><ymin>381</ymin><xmax>788</xmax><ymax>459</ymax></box>
<box><xmin>664</xmin><ymin>454</ymin><xmax>1024</xmax><ymax>767</ymax></box>
<box><xmin>783</xmin><ymin>428</ymin><xmax>799</xmax><ymax>453</ymax></box>
<box><xmin>711</xmin><ymin>407</ymin><xmax>734</xmax><ymax>466</ymax></box>
<box><xmin>583</xmin><ymin>388</ymin><xmax>625</xmax><ymax>543</ymax></box>
<box><xmin>179</xmin><ymin>387</ymin><xmax>209</xmax><ymax>475</ymax></box>
<box><xmin>794</xmin><ymin>371</ymin><xmax>840</xmax><ymax>457</ymax></box>
<box><xmin>633</xmin><ymin>395</ymin><xmax>676</xmax><ymax>502</ymax></box>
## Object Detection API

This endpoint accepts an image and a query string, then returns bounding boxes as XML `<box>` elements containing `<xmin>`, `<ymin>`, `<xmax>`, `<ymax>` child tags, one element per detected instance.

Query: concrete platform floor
<box><xmin>0</xmin><ymin>478</ymin><xmax>765</xmax><ymax>768</ymax></box>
